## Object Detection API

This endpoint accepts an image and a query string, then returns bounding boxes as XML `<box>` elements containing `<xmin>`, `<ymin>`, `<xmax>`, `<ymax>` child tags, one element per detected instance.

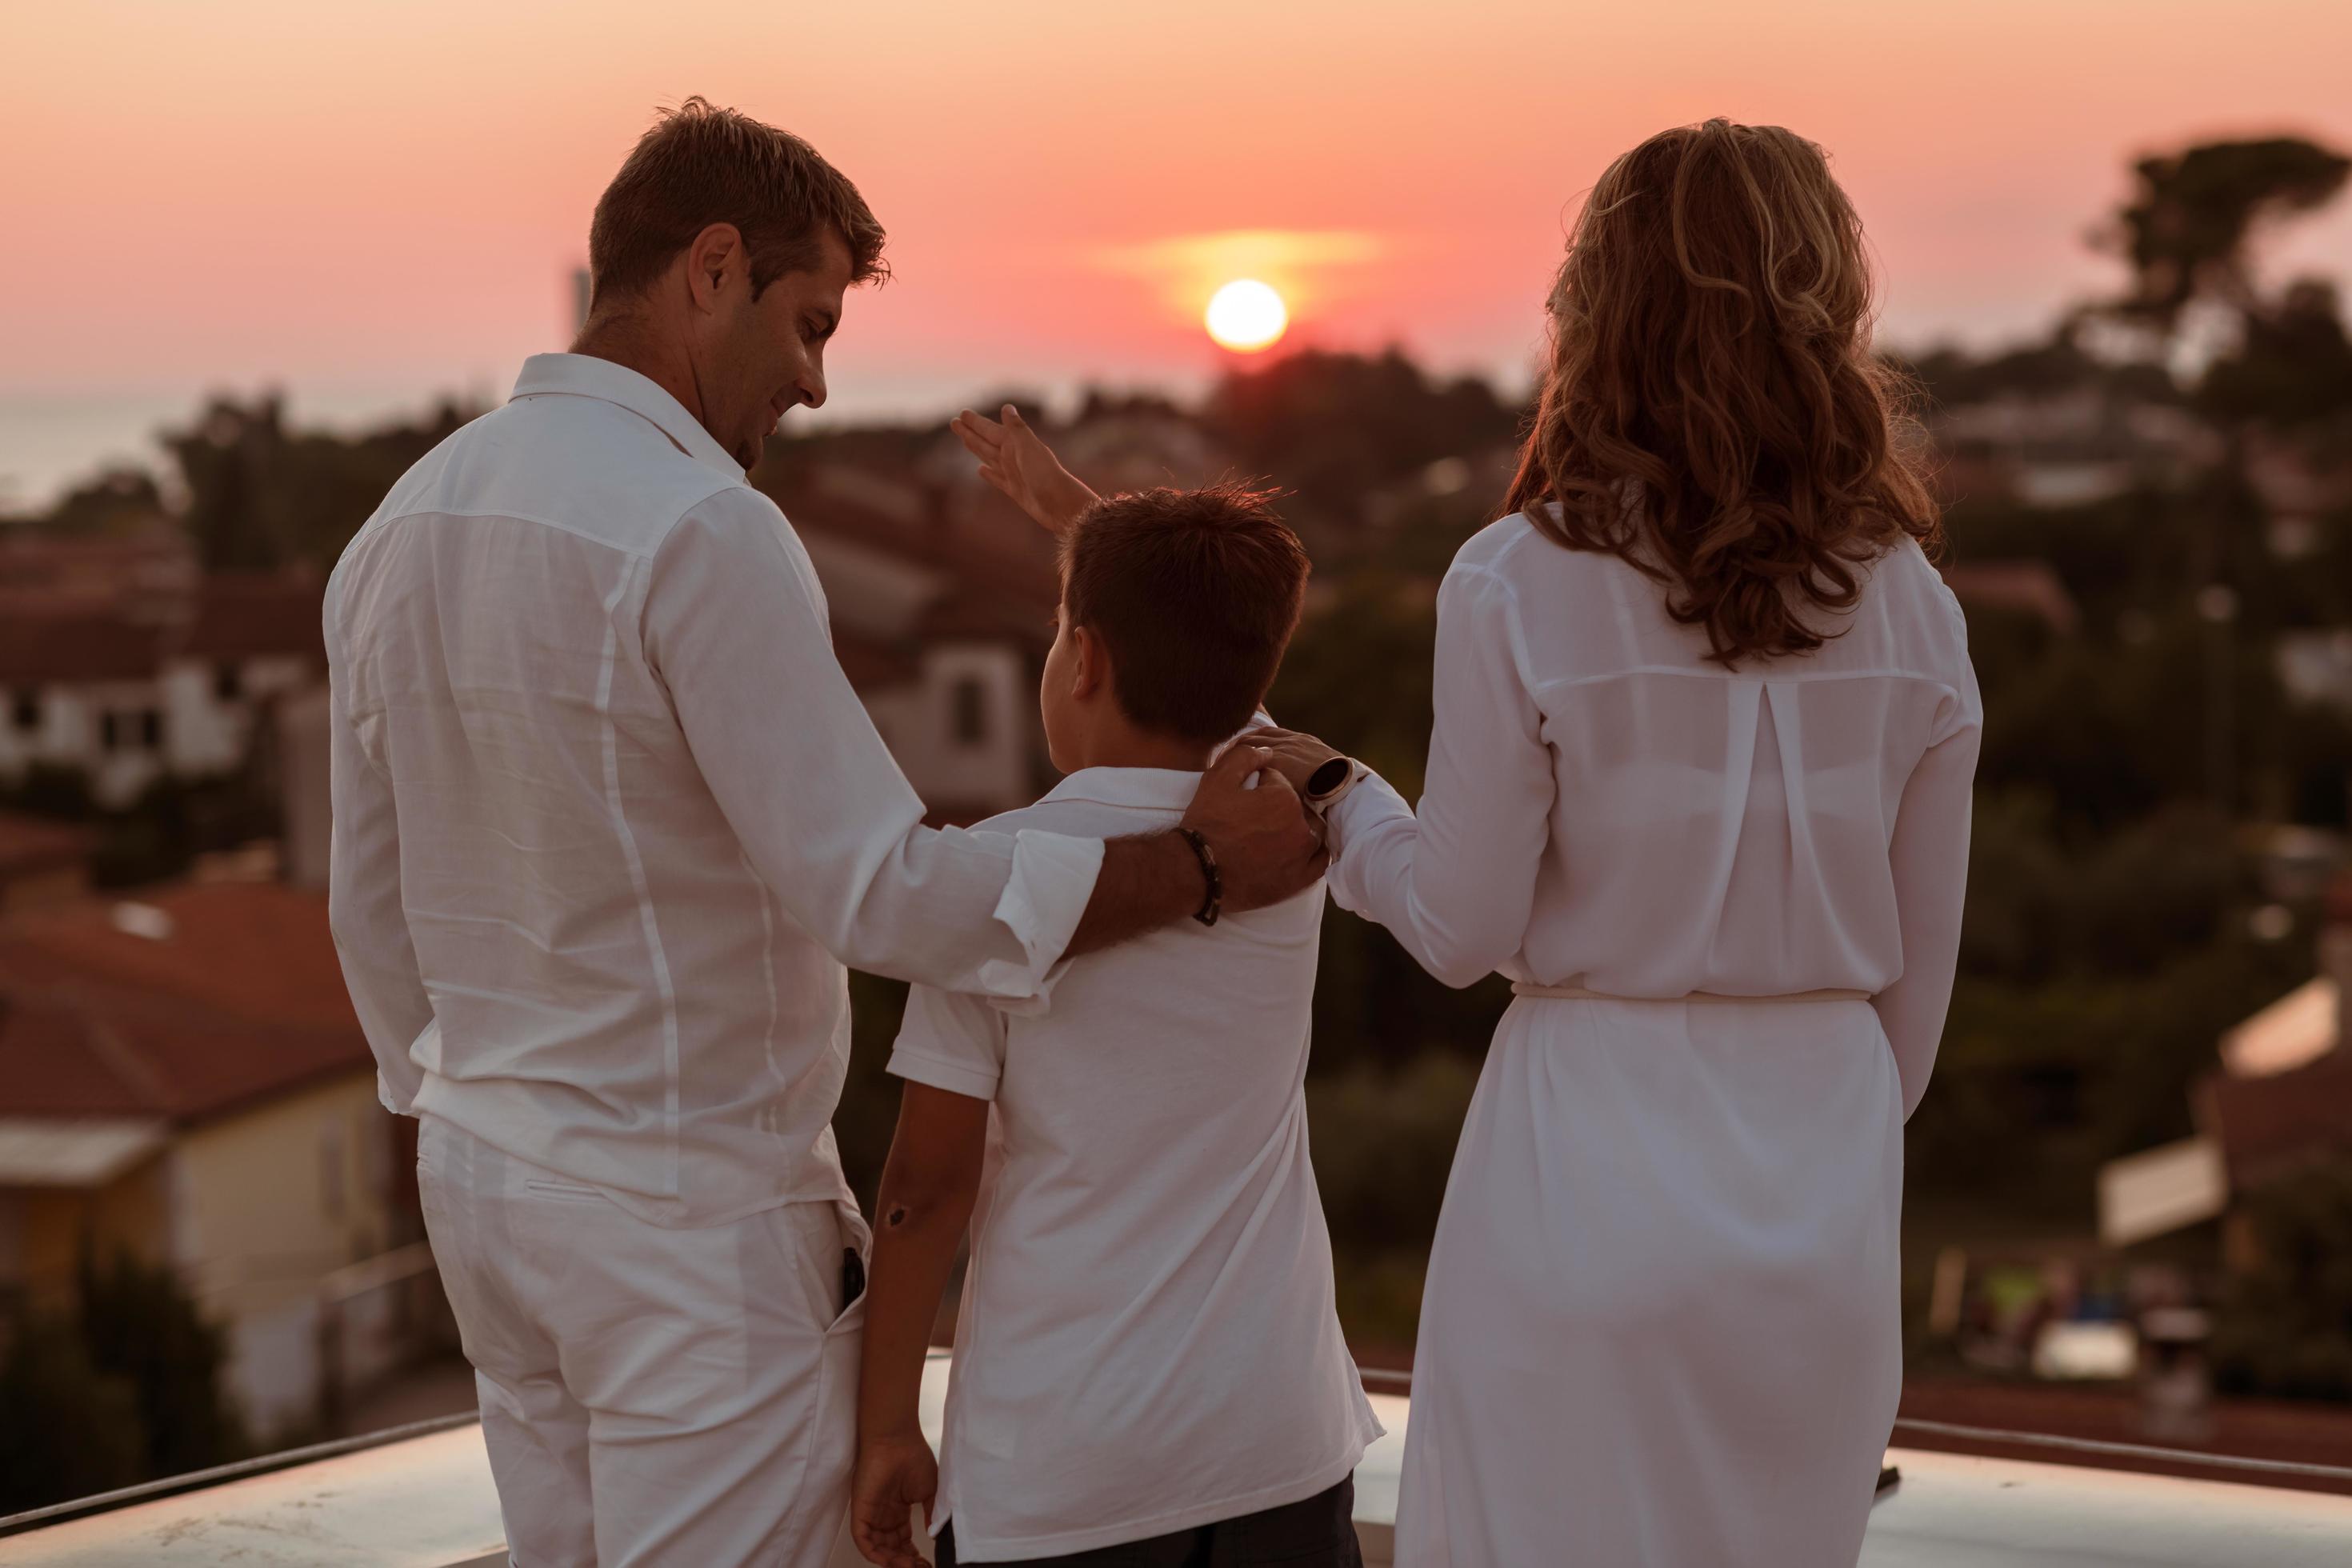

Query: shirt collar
<box><xmin>1038</xmin><ymin>766</ymin><xmax>1203</xmax><ymax>813</ymax></box>
<box><xmin>510</xmin><ymin>353</ymin><xmax>743</xmax><ymax>480</ymax></box>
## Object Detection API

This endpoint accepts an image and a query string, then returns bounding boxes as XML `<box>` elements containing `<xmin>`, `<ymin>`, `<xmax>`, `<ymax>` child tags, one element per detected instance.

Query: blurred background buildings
<box><xmin>2</xmin><ymin>110</ymin><xmax>2351</xmax><ymax>1518</ymax></box>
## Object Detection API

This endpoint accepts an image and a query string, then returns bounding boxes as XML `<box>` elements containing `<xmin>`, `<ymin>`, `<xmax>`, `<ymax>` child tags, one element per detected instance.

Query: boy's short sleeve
<box><xmin>888</xmin><ymin>983</ymin><xmax>1010</xmax><ymax>1102</ymax></box>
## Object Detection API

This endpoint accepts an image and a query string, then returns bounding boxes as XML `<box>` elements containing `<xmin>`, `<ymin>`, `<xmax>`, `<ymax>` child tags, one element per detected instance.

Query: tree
<box><xmin>2078</xmin><ymin>135</ymin><xmax>2352</xmax><ymax>812</ymax></box>
<box><xmin>1202</xmin><ymin>349</ymin><xmax>1519</xmax><ymax>526</ymax></box>
<box><xmin>2211</xmin><ymin>1159</ymin><xmax>2352</xmax><ymax>1402</ymax></box>
<box><xmin>12</xmin><ymin>467</ymin><xmax>173</xmax><ymax>536</ymax></box>
<box><xmin>2089</xmin><ymin>135</ymin><xmax>2352</xmax><ymax>453</ymax></box>
<box><xmin>0</xmin><ymin>1256</ymin><xmax>250</xmax><ymax>1514</ymax></box>
<box><xmin>1898</xmin><ymin>335</ymin><xmax>2180</xmax><ymax>414</ymax></box>
<box><xmin>0</xmin><ymin>1314</ymin><xmax>146</xmax><ymax>1514</ymax></box>
<box><xmin>163</xmin><ymin>395</ymin><xmax>478</xmax><ymax>572</ymax></box>
<box><xmin>2200</xmin><ymin>279</ymin><xmax>2352</xmax><ymax>434</ymax></box>
<box><xmin>76</xmin><ymin>1251</ymin><xmax>250</xmax><ymax>1483</ymax></box>
<box><xmin>2097</xmin><ymin>138</ymin><xmax>2350</xmax><ymax>331</ymax></box>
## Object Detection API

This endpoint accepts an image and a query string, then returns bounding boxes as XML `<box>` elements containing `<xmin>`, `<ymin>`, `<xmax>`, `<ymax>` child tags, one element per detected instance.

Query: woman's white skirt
<box><xmin>1394</xmin><ymin>994</ymin><xmax>1904</xmax><ymax>1567</ymax></box>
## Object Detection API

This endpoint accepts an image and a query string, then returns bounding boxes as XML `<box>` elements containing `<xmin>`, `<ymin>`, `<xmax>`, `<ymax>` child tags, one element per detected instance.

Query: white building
<box><xmin>770</xmin><ymin>462</ymin><xmax>1059</xmax><ymax>821</ymax></box>
<box><xmin>0</xmin><ymin>574</ymin><xmax>324</xmax><ymax>810</ymax></box>
<box><xmin>0</xmin><ymin>878</ymin><xmax>423</xmax><ymax>1438</ymax></box>
<box><xmin>2098</xmin><ymin>880</ymin><xmax>2352</xmax><ymax>1250</ymax></box>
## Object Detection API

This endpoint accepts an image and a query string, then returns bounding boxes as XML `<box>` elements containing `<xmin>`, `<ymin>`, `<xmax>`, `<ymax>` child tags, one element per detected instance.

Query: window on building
<box><xmin>950</xmin><ymin>678</ymin><xmax>988</xmax><ymax>746</ymax></box>
<box><xmin>10</xmin><ymin>690</ymin><xmax>35</xmax><ymax>730</ymax></box>
<box><xmin>100</xmin><ymin>713</ymin><xmax>120</xmax><ymax>751</ymax></box>
<box><xmin>140</xmin><ymin>710</ymin><xmax>162</xmax><ymax>749</ymax></box>
<box><xmin>215</xmin><ymin>662</ymin><xmax>242</xmax><ymax>702</ymax></box>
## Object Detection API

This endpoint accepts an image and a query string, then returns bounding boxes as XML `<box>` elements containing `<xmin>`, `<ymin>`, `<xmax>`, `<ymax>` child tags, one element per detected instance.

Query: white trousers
<box><xmin>417</xmin><ymin>1115</ymin><xmax>870</xmax><ymax>1567</ymax></box>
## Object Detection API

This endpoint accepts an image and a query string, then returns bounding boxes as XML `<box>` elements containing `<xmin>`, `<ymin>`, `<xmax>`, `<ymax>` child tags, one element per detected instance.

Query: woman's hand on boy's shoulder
<box><xmin>1179</xmin><ymin>742</ymin><xmax>1330</xmax><ymax>910</ymax></box>
<box><xmin>951</xmin><ymin>404</ymin><xmax>1100</xmax><ymax>536</ymax></box>
<box><xmin>850</xmin><ymin>1429</ymin><xmax>940</xmax><ymax>1568</ymax></box>
<box><xmin>1238</xmin><ymin>726</ymin><xmax>1346</xmax><ymax>797</ymax></box>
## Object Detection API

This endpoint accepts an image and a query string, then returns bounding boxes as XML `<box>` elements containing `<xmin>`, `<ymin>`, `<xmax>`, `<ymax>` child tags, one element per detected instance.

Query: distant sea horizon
<box><xmin>0</xmin><ymin>304</ymin><xmax>2095</xmax><ymax>518</ymax></box>
<box><xmin>0</xmin><ymin>386</ymin><xmax>482</xmax><ymax>516</ymax></box>
<box><xmin>0</xmin><ymin>367</ymin><xmax>1250</xmax><ymax>518</ymax></box>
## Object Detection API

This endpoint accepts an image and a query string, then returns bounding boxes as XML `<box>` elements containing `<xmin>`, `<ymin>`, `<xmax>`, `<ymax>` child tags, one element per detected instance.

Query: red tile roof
<box><xmin>0</xmin><ymin>528</ymin><xmax>194</xmax><ymax>602</ymax></box>
<box><xmin>0</xmin><ymin>994</ymin><xmax>155</xmax><ymax>1118</ymax></box>
<box><xmin>834</xmin><ymin>628</ymin><xmax>919</xmax><ymax>690</ymax></box>
<box><xmin>762</xmin><ymin>462</ymin><xmax>1059</xmax><ymax>630</ymax></box>
<box><xmin>0</xmin><ymin>881</ymin><xmax>360</xmax><ymax>1029</ymax></box>
<box><xmin>0</xmin><ymin>570</ymin><xmax>322</xmax><ymax>685</ymax></box>
<box><xmin>2199</xmin><ymin>1050</ymin><xmax>2352</xmax><ymax>1188</ymax></box>
<box><xmin>0</xmin><ymin>881</ymin><xmax>370</xmax><ymax>1126</ymax></box>
<box><xmin>764</xmin><ymin>466</ymin><xmax>1057</xmax><ymax>677</ymax></box>
<box><xmin>0</xmin><ymin>611</ymin><xmax>170</xmax><ymax>683</ymax></box>
<box><xmin>185</xmin><ymin>572</ymin><xmax>326</xmax><ymax>663</ymax></box>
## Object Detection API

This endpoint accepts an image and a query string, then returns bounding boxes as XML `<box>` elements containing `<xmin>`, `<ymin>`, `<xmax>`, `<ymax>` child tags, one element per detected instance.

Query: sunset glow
<box><xmin>1206</xmin><ymin>280</ymin><xmax>1289</xmax><ymax>353</ymax></box>
<box><xmin>3</xmin><ymin>1</ymin><xmax>2352</xmax><ymax>504</ymax></box>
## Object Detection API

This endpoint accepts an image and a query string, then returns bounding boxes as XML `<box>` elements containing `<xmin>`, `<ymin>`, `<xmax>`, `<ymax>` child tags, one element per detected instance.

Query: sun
<box><xmin>1205</xmin><ymin>279</ymin><xmax>1288</xmax><ymax>353</ymax></box>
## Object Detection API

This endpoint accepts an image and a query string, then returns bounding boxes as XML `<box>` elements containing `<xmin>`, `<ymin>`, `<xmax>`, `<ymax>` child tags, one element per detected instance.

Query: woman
<box><xmin>957</xmin><ymin>118</ymin><xmax>1978</xmax><ymax>1566</ymax></box>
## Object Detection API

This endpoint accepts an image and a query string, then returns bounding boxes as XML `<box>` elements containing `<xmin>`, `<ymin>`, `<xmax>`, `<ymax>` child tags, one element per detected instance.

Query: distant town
<box><xmin>6</xmin><ymin>130</ymin><xmax>2352</xmax><ymax>1508</ymax></box>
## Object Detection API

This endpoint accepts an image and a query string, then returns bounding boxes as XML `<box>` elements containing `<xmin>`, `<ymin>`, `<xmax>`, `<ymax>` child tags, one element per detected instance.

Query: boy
<box><xmin>850</xmin><ymin>485</ymin><xmax>1381</xmax><ymax>1567</ymax></box>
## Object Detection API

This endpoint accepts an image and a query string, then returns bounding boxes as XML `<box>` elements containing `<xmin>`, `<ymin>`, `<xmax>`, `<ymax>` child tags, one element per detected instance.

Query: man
<box><xmin>325</xmin><ymin>98</ymin><xmax>1325</xmax><ymax>1568</ymax></box>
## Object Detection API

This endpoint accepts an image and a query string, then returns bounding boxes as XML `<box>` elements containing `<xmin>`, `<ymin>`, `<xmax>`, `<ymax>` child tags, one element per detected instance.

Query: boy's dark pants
<box><xmin>935</xmin><ymin>1475</ymin><xmax>1361</xmax><ymax>1568</ymax></box>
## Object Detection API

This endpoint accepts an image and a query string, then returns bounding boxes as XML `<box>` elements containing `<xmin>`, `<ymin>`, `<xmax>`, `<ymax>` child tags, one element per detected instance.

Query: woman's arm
<box><xmin>851</xmin><ymin>1081</ymin><xmax>990</xmax><ymax>1568</ymax></box>
<box><xmin>1325</xmin><ymin>560</ymin><xmax>1556</xmax><ymax>987</ymax></box>
<box><xmin>1871</xmin><ymin>678</ymin><xmax>1983</xmax><ymax>1120</ymax></box>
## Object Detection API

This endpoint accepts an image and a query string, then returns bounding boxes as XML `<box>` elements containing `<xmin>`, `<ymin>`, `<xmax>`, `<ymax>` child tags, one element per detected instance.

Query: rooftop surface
<box><xmin>7</xmin><ymin>1359</ymin><xmax>2352</xmax><ymax>1566</ymax></box>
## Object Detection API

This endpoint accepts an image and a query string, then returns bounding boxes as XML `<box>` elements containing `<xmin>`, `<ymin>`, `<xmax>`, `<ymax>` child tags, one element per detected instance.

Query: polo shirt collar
<box><xmin>510</xmin><ymin>353</ymin><xmax>743</xmax><ymax>479</ymax></box>
<box><xmin>1039</xmin><ymin>766</ymin><xmax>1203</xmax><ymax>813</ymax></box>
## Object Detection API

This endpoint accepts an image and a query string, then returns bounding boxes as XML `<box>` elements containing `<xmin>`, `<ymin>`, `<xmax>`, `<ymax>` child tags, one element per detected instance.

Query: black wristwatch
<box><xmin>1304</xmin><ymin>756</ymin><xmax>1365</xmax><ymax>810</ymax></box>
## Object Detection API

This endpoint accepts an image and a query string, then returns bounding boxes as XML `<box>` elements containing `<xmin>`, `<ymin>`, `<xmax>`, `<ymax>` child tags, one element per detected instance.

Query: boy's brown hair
<box><xmin>1060</xmin><ymin>484</ymin><xmax>1310</xmax><ymax>745</ymax></box>
<box><xmin>588</xmin><ymin>96</ymin><xmax>888</xmax><ymax>310</ymax></box>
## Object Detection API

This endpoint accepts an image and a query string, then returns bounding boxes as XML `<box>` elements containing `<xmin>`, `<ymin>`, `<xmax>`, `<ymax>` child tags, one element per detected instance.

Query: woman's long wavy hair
<box><xmin>1503</xmin><ymin>119</ymin><xmax>1941</xmax><ymax>665</ymax></box>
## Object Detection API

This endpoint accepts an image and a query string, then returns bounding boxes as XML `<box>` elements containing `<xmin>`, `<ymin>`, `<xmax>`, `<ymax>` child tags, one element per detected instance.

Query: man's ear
<box><xmin>683</xmin><ymin>222</ymin><xmax>746</xmax><ymax>314</ymax></box>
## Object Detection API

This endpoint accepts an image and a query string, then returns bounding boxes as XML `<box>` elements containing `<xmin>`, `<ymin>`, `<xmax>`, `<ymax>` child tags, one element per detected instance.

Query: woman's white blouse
<box><xmin>1326</xmin><ymin>512</ymin><xmax>1982</xmax><ymax>1116</ymax></box>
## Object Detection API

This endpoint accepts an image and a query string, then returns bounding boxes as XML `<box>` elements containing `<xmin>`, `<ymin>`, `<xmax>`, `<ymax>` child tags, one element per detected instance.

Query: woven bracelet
<box><xmin>1174</xmin><ymin>826</ymin><xmax>1222</xmax><ymax>927</ymax></box>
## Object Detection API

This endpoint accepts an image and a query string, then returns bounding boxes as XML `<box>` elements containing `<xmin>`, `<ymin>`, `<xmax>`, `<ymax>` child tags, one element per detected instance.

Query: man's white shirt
<box><xmin>324</xmin><ymin>352</ymin><xmax>1105</xmax><ymax>1227</ymax></box>
<box><xmin>889</xmin><ymin>766</ymin><xmax>1382</xmax><ymax>1562</ymax></box>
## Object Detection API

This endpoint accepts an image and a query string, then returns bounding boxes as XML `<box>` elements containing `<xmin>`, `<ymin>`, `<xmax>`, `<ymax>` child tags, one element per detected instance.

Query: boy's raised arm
<box><xmin>851</xmin><ymin>1077</ymin><xmax>990</xmax><ymax>1568</ymax></box>
<box><xmin>951</xmin><ymin>404</ymin><xmax>1100</xmax><ymax>535</ymax></box>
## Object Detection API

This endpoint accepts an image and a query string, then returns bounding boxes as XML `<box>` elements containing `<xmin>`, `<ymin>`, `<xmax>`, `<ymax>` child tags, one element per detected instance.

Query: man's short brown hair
<box><xmin>1060</xmin><ymin>485</ymin><xmax>1310</xmax><ymax>746</ymax></box>
<box><xmin>588</xmin><ymin>97</ymin><xmax>887</xmax><ymax>307</ymax></box>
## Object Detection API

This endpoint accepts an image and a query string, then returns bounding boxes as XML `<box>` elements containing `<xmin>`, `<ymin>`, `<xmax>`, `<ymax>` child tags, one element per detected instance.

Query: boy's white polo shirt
<box><xmin>886</xmin><ymin>766</ymin><xmax>1382</xmax><ymax>1562</ymax></box>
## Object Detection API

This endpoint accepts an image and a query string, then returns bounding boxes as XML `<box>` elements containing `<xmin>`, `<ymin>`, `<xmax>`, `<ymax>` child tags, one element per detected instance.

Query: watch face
<box><xmin>1307</xmin><ymin>757</ymin><xmax>1352</xmax><ymax>797</ymax></box>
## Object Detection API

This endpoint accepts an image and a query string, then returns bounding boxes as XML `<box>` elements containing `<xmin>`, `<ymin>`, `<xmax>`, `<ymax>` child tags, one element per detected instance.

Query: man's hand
<box><xmin>1179</xmin><ymin>742</ymin><xmax>1328</xmax><ymax>912</ymax></box>
<box><xmin>850</xmin><ymin>1431</ymin><xmax>938</xmax><ymax>1568</ymax></box>
<box><xmin>1235</xmin><ymin>726</ymin><xmax>1345</xmax><ymax>798</ymax></box>
<box><xmin>950</xmin><ymin>404</ymin><xmax>1100</xmax><ymax>536</ymax></box>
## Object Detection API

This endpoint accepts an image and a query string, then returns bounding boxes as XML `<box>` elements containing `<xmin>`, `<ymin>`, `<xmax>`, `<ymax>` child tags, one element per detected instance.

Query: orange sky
<box><xmin>4</xmin><ymin>1</ymin><xmax>2351</xmax><ymax>498</ymax></box>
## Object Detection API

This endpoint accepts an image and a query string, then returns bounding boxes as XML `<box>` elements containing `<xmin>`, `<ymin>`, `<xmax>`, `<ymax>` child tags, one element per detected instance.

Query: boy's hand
<box><xmin>951</xmin><ymin>404</ymin><xmax>1100</xmax><ymax>536</ymax></box>
<box><xmin>850</xmin><ymin>1431</ymin><xmax>939</xmax><ymax>1568</ymax></box>
<box><xmin>1237</xmin><ymin>726</ymin><xmax>1346</xmax><ymax>798</ymax></box>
